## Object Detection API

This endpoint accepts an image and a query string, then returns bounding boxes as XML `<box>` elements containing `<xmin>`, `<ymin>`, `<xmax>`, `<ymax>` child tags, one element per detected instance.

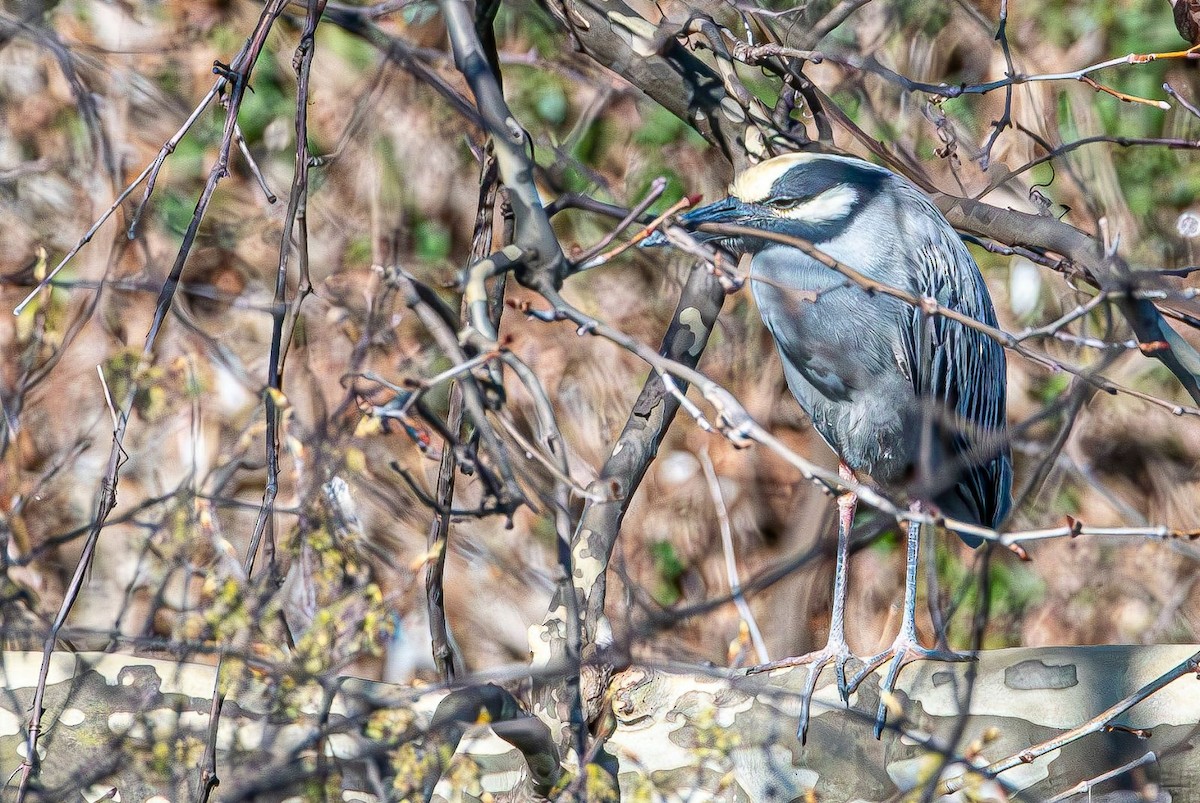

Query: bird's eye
<box><xmin>768</xmin><ymin>198</ymin><xmax>804</xmax><ymax>211</ymax></box>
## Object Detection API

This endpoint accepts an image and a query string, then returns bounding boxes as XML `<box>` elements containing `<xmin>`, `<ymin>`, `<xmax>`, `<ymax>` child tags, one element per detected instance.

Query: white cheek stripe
<box><xmin>730</xmin><ymin>152</ymin><xmax>823</xmax><ymax>202</ymax></box>
<box><xmin>779</xmin><ymin>184</ymin><xmax>857</xmax><ymax>223</ymax></box>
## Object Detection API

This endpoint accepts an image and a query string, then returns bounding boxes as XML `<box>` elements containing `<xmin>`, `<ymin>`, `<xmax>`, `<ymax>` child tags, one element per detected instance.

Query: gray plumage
<box><xmin>656</xmin><ymin>153</ymin><xmax>1011</xmax><ymax>537</ymax></box>
<box><xmin>644</xmin><ymin>151</ymin><xmax>1013</xmax><ymax>740</ymax></box>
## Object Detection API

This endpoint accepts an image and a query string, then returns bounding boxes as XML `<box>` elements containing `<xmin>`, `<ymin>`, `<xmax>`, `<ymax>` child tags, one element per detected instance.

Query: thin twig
<box><xmin>426</xmin><ymin>153</ymin><xmax>504</xmax><ymax>681</ymax></box>
<box><xmin>526</xmin><ymin>282</ymin><xmax>1198</xmax><ymax>551</ymax></box>
<box><xmin>94</xmin><ymin>366</ymin><xmax>118</xmax><ymax>432</ymax></box>
<box><xmin>13</xmin><ymin>7</ymin><xmax>291</xmax><ymax>798</ymax></box>
<box><xmin>570</xmin><ymin>178</ymin><xmax>668</xmax><ymax>269</ymax></box>
<box><xmin>807</xmin><ymin>0</ymin><xmax>875</xmax><ymax>45</ymax></box>
<box><xmin>233</xmin><ymin>122</ymin><xmax>277</xmax><ymax>203</ymax></box>
<box><xmin>246</xmin><ymin>0</ymin><xmax>327</xmax><ymax>578</ymax></box>
<box><xmin>1043</xmin><ymin>751</ymin><xmax>1158</xmax><ymax>802</ymax></box>
<box><xmin>1164</xmin><ymin>81</ymin><xmax>1200</xmax><ymax>119</ymax></box>
<box><xmin>698</xmin><ymin>448</ymin><xmax>769</xmax><ymax>664</ymax></box>
<box><xmin>695</xmin><ymin>221</ymin><xmax>1200</xmax><ymax>420</ymax></box>
<box><xmin>12</xmin><ymin>82</ymin><xmax>223</xmax><ymax>316</ymax></box>
<box><xmin>734</xmin><ymin>41</ymin><xmax>1195</xmax><ymax>108</ymax></box>
<box><xmin>980</xmin><ymin>0</ymin><xmax>1014</xmax><ymax>167</ymax></box>
<box><xmin>949</xmin><ymin>650</ymin><xmax>1200</xmax><ymax>789</ymax></box>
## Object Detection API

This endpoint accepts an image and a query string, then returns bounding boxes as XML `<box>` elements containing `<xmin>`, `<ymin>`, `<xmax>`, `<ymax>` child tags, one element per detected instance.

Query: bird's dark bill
<box><xmin>641</xmin><ymin>196</ymin><xmax>753</xmax><ymax>248</ymax></box>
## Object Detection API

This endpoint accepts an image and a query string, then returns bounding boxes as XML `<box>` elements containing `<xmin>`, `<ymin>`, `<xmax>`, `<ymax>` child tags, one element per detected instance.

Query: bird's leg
<box><xmin>850</xmin><ymin>502</ymin><xmax>973</xmax><ymax>738</ymax></box>
<box><xmin>746</xmin><ymin>461</ymin><xmax>859</xmax><ymax>744</ymax></box>
<box><xmin>825</xmin><ymin>462</ymin><xmax>857</xmax><ymax>696</ymax></box>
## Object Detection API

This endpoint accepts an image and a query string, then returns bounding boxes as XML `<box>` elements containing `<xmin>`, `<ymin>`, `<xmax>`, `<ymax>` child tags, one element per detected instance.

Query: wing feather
<box><xmin>899</xmin><ymin>226</ymin><xmax>1012</xmax><ymax>530</ymax></box>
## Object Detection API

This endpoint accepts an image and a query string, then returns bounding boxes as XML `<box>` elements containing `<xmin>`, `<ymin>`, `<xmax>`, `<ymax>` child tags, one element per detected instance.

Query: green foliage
<box><xmin>1135</xmin><ymin>360</ymin><xmax>1191</xmax><ymax>401</ymax></box>
<box><xmin>530</xmin><ymin>514</ymin><xmax>559</xmax><ymax>547</ymax></box>
<box><xmin>1033</xmin><ymin>0</ymin><xmax>1178</xmax><ymax>51</ymax></box>
<box><xmin>101</xmin><ymin>352</ymin><xmax>193</xmax><ymax>423</ymax></box>
<box><xmin>183</xmin><ymin>368</ymin><xmax>205</xmax><ymax>400</ymax></box>
<box><xmin>649</xmin><ymin>540</ymin><xmax>686</xmax><ymax>606</ymax></box>
<box><xmin>238</xmin><ymin>50</ymin><xmax>294</xmax><ymax>143</ymax></box>
<box><xmin>1115</xmin><ymin>147</ymin><xmax>1190</xmax><ymax>224</ymax></box>
<box><xmin>1052</xmin><ymin>483</ymin><xmax>1082</xmax><ymax>516</ymax></box>
<box><xmin>316</xmin><ymin>25</ymin><xmax>377</xmax><ymax>72</ymax></box>
<box><xmin>830</xmin><ymin>90</ymin><xmax>861</xmax><ymax>123</ymax></box>
<box><xmin>533</xmin><ymin>82</ymin><xmax>569</xmax><ymax>126</ymax></box>
<box><xmin>153</xmin><ymin>63</ymin><xmax>185</xmax><ymax>98</ymax></box>
<box><xmin>402</xmin><ymin>1</ymin><xmax>438</xmax><ymax>26</ymax></box>
<box><xmin>637</xmin><ymin>168</ymin><xmax>687</xmax><ymax>214</ymax></box>
<box><xmin>344</xmin><ymin>233</ymin><xmax>373</xmax><ymax>269</ymax></box>
<box><xmin>414</xmin><ymin>219</ymin><xmax>452</xmax><ymax>262</ymax></box>
<box><xmin>737</xmin><ymin>69</ymin><xmax>780</xmax><ymax>110</ymax></box>
<box><xmin>1108</xmin><ymin>0</ymin><xmax>1182</xmax><ymax>57</ymax></box>
<box><xmin>422</xmin><ymin>354</ymin><xmax>455</xmax><ymax>415</ymax></box>
<box><xmin>547</xmin><ymin>160</ymin><xmax>594</xmax><ymax>194</ymax></box>
<box><xmin>1038</xmin><ymin>2</ymin><xmax>1101</xmax><ymax>47</ymax></box>
<box><xmin>567</xmin><ymin>115</ymin><xmax>603</xmax><ymax>165</ymax></box>
<box><xmin>506</xmin><ymin>68</ymin><xmax>572</xmax><ymax>132</ymax></box>
<box><xmin>1165</xmin><ymin>168</ymin><xmax>1200</xmax><ymax>207</ymax></box>
<box><xmin>633</xmin><ymin>104</ymin><xmax>691</xmax><ymax>147</ymax></box>
<box><xmin>1028</xmin><ymin>162</ymin><xmax>1056</xmax><ymax>193</ymax></box>
<box><xmin>939</xmin><ymin>548</ymin><xmax>1045</xmax><ymax>648</ymax></box>
<box><xmin>370</xmin><ymin>136</ymin><xmax>457</xmax><ymax>265</ymax></box>
<box><xmin>495</xmin><ymin>4</ymin><xmax>560</xmax><ymax>57</ymax></box>
<box><xmin>1032</xmin><ymin>372</ymin><xmax>1072</xmax><ymax>405</ymax></box>
<box><xmin>14</xmin><ymin>250</ymin><xmax>68</xmax><ymax>349</ymax></box>
<box><xmin>875</xmin><ymin>117</ymin><xmax>899</xmax><ymax>144</ymax></box>
<box><xmin>869</xmin><ymin>525</ymin><xmax>900</xmax><ymax>554</ymax></box>
<box><xmin>159</xmin><ymin>191</ymin><xmax>199</xmax><ymax>236</ymax></box>
<box><xmin>209</xmin><ymin>20</ymin><xmax>242</xmax><ymax>55</ymax></box>
<box><xmin>896</xmin><ymin>0</ymin><xmax>951</xmax><ymax>36</ymax></box>
<box><xmin>1043</xmin><ymin>1</ymin><xmax>1190</xmax><ymax>229</ymax></box>
<box><xmin>372</xmin><ymin>138</ymin><xmax>404</xmax><ymax>211</ymax></box>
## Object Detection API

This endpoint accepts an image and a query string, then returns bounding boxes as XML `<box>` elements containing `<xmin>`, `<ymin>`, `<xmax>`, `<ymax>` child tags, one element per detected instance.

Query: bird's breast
<box><xmin>748</xmin><ymin>247</ymin><xmax>906</xmax><ymax>383</ymax></box>
<box><xmin>748</xmin><ymin>246</ymin><xmax>920</xmax><ymax>483</ymax></box>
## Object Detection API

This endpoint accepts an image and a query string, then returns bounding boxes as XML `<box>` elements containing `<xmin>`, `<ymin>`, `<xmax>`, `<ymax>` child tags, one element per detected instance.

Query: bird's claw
<box><xmin>747</xmin><ymin>640</ymin><xmax>859</xmax><ymax>745</ymax></box>
<box><xmin>849</xmin><ymin>635</ymin><xmax>975</xmax><ymax>739</ymax></box>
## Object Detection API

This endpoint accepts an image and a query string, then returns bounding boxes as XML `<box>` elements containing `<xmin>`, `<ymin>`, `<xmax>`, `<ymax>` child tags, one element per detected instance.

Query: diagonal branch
<box><xmin>937</xmin><ymin>195</ymin><xmax>1200</xmax><ymax>404</ymax></box>
<box><xmin>441</xmin><ymin>0</ymin><xmax>566</xmax><ymax>293</ymax></box>
<box><xmin>529</xmin><ymin>262</ymin><xmax>726</xmax><ymax>726</ymax></box>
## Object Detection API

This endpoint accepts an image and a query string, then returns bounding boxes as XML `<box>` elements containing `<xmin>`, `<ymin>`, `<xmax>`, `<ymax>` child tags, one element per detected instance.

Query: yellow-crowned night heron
<box><xmin>647</xmin><ymin>152</ymin><xmax>1011</xmax><ymax>741</ymax></box>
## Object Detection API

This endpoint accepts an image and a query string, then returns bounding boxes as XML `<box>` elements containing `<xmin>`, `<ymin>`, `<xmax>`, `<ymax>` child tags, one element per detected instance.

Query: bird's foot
<box><xmin>746</xmin><ymin>638</ymin><xmax>858</xmax><ymax>744</ymax></box>
<box><xmin>849</xmin><ymin>632</ymin><xmax>974</xmax><ymax>739</ymax></box>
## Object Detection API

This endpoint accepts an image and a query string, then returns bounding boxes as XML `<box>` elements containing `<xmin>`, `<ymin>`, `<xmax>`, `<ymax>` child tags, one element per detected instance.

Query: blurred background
<box><xmin>1</xmin><ymin>0</ymin><xmax>1199</xmax><ymax>687</ymax></box>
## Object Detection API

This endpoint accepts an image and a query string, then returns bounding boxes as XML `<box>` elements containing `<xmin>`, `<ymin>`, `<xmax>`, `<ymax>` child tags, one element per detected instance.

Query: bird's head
<box><xmin>643</xmin><ymin>152</ymin><xmax>889</xmax><ymax>252</ymax></box>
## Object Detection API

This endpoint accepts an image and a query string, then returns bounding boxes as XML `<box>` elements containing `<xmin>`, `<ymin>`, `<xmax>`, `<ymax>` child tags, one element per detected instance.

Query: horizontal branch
<box><xmin>2</xmin><ymin>646</ymin><xmax>1196</xmax><ymax>799</ymax></box>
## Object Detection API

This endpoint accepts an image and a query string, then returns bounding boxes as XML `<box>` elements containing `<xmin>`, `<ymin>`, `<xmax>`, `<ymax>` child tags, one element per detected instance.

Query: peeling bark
<box><xmin>1</xmin><ymin>647</ymin><xmax>1195</xmax><ymax>801</ymax></box>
